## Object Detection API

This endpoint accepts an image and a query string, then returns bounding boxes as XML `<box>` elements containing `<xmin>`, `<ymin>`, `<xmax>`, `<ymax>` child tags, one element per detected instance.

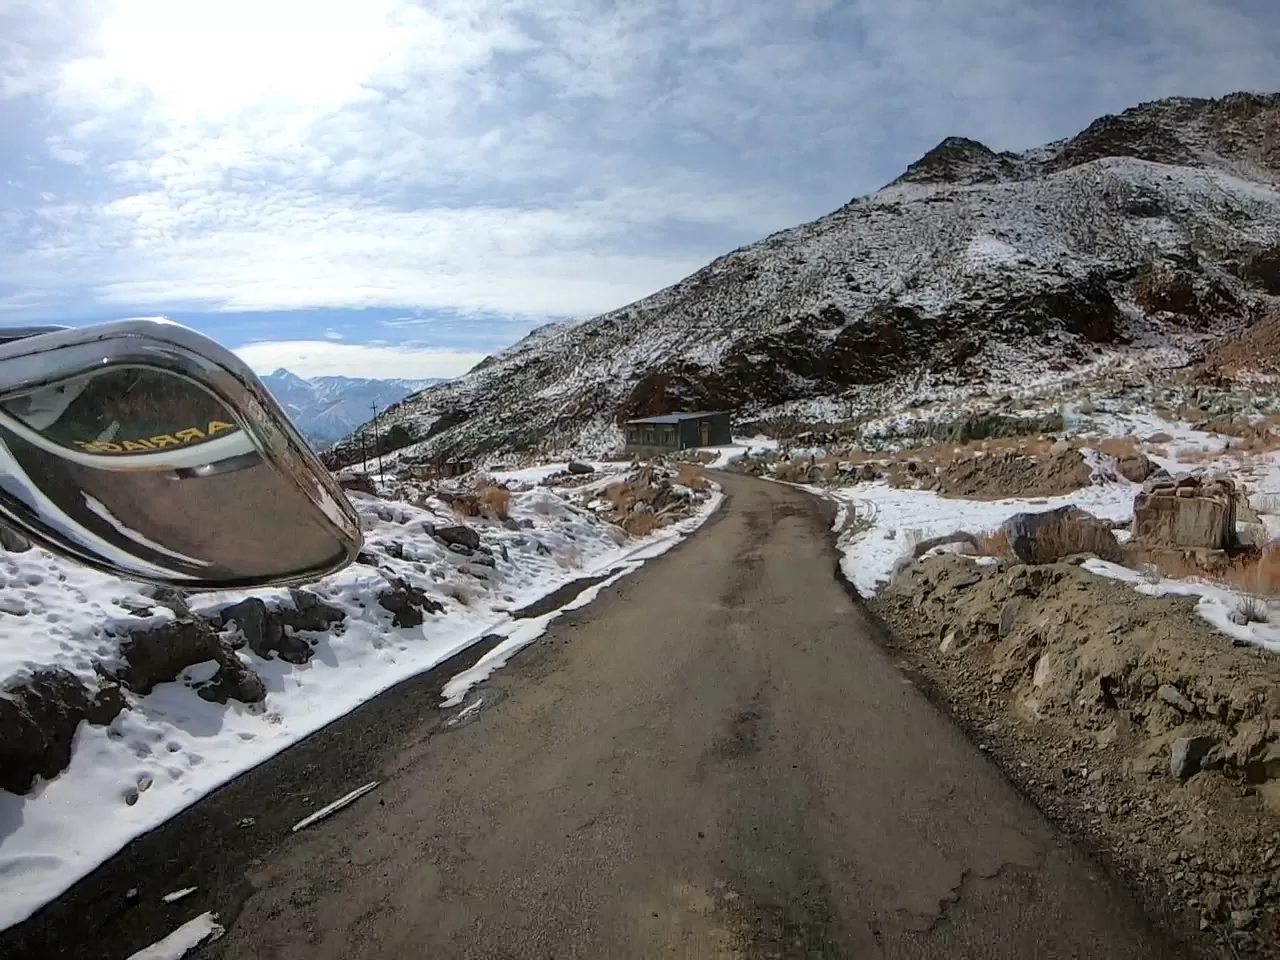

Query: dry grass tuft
<box><xmin>478</xmin><ymin>483</ymin><xmax>512</xmax><ymax>520</ymax></box>
<box><xmin>676</xmin><ymin>464</ymin><xmax>710</xmax><ymax>490</ymax></box>
<box><xmin>451</xmin><ymin>496</ymin><xmax>483</xmax><ymax>519</ymax></box>
<box><xmin>443</xmin><ymin>584</ymin><xmax>474</xmax><ymax>607</ymax></box>
<box><xmin>622</xmin><ymin>511</ymin><xmax>659</xmax><ymax>536</ymax></box>
<box><xmin>1224</xmin><ymin>543</ymin><xmax>1280</xmax><ymax>599</ymax></box>
<box><xmin>555</xmin><ymin>544</ymin><xmax>585</xmax><ymax>569</ymax></box>
<box><xmin>606</xmin><ymin>482</ymin><xmax>637</xmax><ymax>511</ymax></box>
<box><xmin>1095</xmin><ymin>436</ymin><xmax>1139</xmax><ymax>458</ymax></box>
<box><xmin>1235</xmin><ymin>595</ymin><xmax>1270</xmax><ymax>624</ymax></box>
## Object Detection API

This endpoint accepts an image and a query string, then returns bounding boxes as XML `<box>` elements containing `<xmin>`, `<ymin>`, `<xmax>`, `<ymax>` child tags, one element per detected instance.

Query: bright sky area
<box><xmin>2</xmin><ymin>0</ymin><xmax>1279</xmax><ymax>379</ymax></box>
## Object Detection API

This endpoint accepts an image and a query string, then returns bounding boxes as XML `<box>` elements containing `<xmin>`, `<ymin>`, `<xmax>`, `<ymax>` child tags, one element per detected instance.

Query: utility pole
<box><xmin>370</xmin><ymin>400</ymin><xmax>384</xmax><ymax>478</ymax></box>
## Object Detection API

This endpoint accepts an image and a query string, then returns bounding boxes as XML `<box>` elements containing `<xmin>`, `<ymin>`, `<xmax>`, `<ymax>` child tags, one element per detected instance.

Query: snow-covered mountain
<box><xmin>333</xmin><ymin>92</ymin><xmax>1280</xmax><ymax>463</ymax></box>
<box><xmin>260</xmin><ymin>369</ymin><xmax>443</xmax><ymax>448</ymax></box>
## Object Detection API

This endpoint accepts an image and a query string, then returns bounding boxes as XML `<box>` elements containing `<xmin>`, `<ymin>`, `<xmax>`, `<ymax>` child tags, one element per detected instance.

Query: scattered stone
<box><xmin>1232</xmin><ymin>909</ymin><xmax>1258</xmax><ymax>931</ymax></box>
<box><xmin>435</xmin><ymin>524</ymin><xmax>482</xmax><ymax>551</ymax></box>
<box><xmin>1157</xmin><ymin>684</ymin><xmax>1196</xmax><ymax>715</ymax></box>
<box><xmin>1170</xmin><ymin>735</ymin><xmax>1219</xmax><ymax>781</ymax></box>
<box><xmin>217</xmin><ymin>593</ymin><xmax>344</xmax><ymax>666</ymax></box>
<box><xmin>377</xmin><ymin>577</ymin><xmax>444</xmax><ymax>628</ymax></box>
<box><xmin>446</xmin><ymin>542</ymin><xmax>474</xmax><ymax>557</ymax></box>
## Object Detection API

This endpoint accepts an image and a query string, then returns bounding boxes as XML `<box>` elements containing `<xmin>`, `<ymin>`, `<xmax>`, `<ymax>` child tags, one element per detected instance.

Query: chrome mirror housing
<box><xmin>0</xmin><ymin>319</ymin><xmax>363</xmax><ymax>589</ymax></box>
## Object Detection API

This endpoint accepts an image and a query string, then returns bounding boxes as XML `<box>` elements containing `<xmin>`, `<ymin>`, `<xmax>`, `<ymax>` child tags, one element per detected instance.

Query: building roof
<box><xmin>624</xmin><ymin>411</ymin><xmax>726</xmax><ymax>425</ymax></box>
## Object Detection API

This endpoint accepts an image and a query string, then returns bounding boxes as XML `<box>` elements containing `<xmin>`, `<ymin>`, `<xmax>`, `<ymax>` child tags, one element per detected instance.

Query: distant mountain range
<box><xmin>259</xmin><ymin>368</ymin><xmax>444</xmax><ymax>448</ymax></box>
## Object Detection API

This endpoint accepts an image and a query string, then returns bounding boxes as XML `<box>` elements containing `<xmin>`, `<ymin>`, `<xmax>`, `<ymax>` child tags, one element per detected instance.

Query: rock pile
<box><xmin>1133</xmin><ymin>474</ymin><xmax>1237</xmax><ymax>550</ymax></box>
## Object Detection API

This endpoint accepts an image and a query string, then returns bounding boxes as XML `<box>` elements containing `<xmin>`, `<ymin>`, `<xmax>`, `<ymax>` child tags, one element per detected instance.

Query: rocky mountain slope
<box><xmin>261</xmin><ymin>369</ymin><xmax>442</xmax><ymax>448</ymax></box>
<box><xmin>334</xmin><ymin>92</ymin><xmax>1280</xmax><ymax>463</ymax></box>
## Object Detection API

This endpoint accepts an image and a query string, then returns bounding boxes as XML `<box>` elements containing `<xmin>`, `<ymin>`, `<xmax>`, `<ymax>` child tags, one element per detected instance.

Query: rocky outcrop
<box><xmin>324</xmin><ymin>93</ymin><xmax>1280</xmax><ymax>463</ymax></box>
<box><xmin>0</xmin><ymin>669</ymin><xmax>126</xmax><ymax>795</ymax></box>
<box><xmin>216</xmin><ymin>590</ymin><xmax>347</xmax><ymax>665</ymax></box>
<box><xmin>1114</xmin><ymin>452</ymin><xmax>1163</xmax><ymax>483</ymax></box>
<box><xmin>1133</xmin><ymin>475</ymin><xmax>1237</xmax><ymax>549</ymax></box>
<box><xmin>118</xmin><ymin>618</ymin><xmax>265</xmax><ymax>704</ymax></box>
<box><xmin>1002</xmin><ymin>506</ymin><xmax>1123</xmax><ymax>564</ymax></box>
<box><xmin>377</xmin><ymin>577</ymin><xmax>445</xmax><ymax>628</ymax></box>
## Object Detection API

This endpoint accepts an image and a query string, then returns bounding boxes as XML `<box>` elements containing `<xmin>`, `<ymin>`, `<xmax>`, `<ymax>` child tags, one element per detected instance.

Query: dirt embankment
<box><xmin>872</xmin><ymin>555</ymin><xmax>1280</xmax><ymax>959</ymax></box>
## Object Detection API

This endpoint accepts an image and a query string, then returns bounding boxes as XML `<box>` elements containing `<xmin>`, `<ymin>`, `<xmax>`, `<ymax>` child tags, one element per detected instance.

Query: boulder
<box><xmin>217</xmin><ymin>591</ymin><xmax>345</xmax><ymax>665</ymax></box>
<box><xmin>0</xmin><ymin>521</ymin><xmax>31</xmax><ymax>553</ymax></box>
<box><xmin>377</xmin><ymin>577</ymin><xmax>445</xmax><ymax>627</ymax></box>
<box><xmin>1114</xmin><ymin>453</ymin><xmax>1162</xmax><ymax>483</ymax></box>
<box><xmin>118</xmin><ymin>617</ymin><xmax>266</xmax><ymax>704</ymax></box>
<box><xmin>1170</xmin><ymin>735</ymin><xmax>1219</xmax><ymax>780</ymax></box>
<box><xmin>1002</xmin><ymin>506</ymin><xmax>1121</xmax><ymax>564</ymax></box>
<box><xmin>0</xmin><ymin>669</ymin><xmax>126</xmax><ymax>795</ymax></box>
<box><xmin>435</xmin><ymin>524</ymin><xmax>482</xmax><ymax>551</ymax></box>
<box><xmin>567</xmin><ymin>461</ymin><xmax>596</xmax><ymax>475</ymax></box>
<box><xmin>1133</xmin><ymin>475</ymin><xmax>1235</xmax><ymax>549</ymax></box>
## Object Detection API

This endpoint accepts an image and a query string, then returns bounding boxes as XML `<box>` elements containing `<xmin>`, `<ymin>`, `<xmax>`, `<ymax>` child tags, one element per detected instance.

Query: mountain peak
<box><xmin>325</xmin><ymin>89</ymin><xmax>1280</xmax><ymax>465</ymax></box>
<box><xmin>891</xmin><ymin>136</ymin><xmax>1021</xmax><ymax>187</ymax></box>
<box><xmin>268</xmin><ymin>367</ymin><xmax>310</xmax><ymax>383</ymax></box>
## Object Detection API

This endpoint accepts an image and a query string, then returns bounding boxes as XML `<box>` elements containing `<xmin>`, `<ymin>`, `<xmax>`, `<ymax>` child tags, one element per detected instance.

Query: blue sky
<box><xmin>2</xmin><ymin>0</ymin><xmax>1278</xmax><ymax>380</ymax></box>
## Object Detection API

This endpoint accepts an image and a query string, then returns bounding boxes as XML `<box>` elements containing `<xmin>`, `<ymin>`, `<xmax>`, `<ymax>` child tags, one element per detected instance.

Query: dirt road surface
<box><xmin>2</xmin><ymin>473</ymin><xmax>1184</xmax><ymax>959</ymax></box>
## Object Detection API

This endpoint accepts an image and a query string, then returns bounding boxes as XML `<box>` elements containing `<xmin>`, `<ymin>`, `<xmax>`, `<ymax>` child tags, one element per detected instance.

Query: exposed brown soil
<box><xmin>872</xmin><ymin>555</ymin><xmax>1280</xmax><ymax>959</ymax></box>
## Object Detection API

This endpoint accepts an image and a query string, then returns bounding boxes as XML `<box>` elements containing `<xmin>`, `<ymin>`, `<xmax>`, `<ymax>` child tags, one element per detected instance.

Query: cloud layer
<box><xmin>2</xmin><ymin>0</ymin><xmax>1279</xmax><ymax>335</ymax></box>
<box><xmin>234</xmin><ymin>339</ymin><xmax>489</xmax><ymax>380</ymax></box>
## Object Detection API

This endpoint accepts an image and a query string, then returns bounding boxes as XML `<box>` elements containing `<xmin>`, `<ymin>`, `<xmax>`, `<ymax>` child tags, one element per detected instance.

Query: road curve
<box><xmin>2</xmin><ymin>472</ymin><xmax>1183</xmax><ymax>959</ymax></box>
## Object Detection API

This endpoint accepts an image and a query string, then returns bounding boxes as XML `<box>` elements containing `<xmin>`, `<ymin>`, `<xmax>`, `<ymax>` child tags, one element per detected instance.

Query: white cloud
<box><xmin>234</xmin><ymin>339</ymin><xmax>488</xmax><ymax>380</ymax></box>
<box><xmin>0</xmin><ymin>0</ymin><xmax>1278</xmax><ymax>329</ymax></box>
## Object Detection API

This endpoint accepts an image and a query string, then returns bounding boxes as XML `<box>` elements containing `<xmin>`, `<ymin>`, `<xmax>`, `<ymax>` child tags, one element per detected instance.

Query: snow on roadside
<box><xmin>124</xmin><ymin>912</ymin><xmax>223</xmax><ymax>960</ymax></box>
<box><xmin>0</xmin><ymin>472</ymin><xmax>721</xmax><ymax>932</ymax></box>
<box><xmin>703</xmin><ymin>436</ymin><xmax>779</xmax><ymax>469</ymax></box>
<box><xmin>834</xmin><ymin>480</ymin><xmax>1138</xmax><ymax>597</ymax></box>
<box><xmin>1081</xmin><ymin>559</ymin><xmax>1280</xmax><ymax>653</ymax></box>
<box><xmin>832</xmin><ymin>443</ymin><xmax>1280</xmax><ymax>654</ymax></box>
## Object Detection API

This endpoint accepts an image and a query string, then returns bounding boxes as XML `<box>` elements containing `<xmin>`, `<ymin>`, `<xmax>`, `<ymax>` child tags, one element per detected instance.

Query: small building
<box><xmin>623</xmin><ymin>411</ymin><xmax>732</xmax><ymax>455</ymax></box>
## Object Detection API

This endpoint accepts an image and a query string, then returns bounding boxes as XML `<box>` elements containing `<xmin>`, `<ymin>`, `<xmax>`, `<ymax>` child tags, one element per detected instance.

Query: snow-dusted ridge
<box><xmin>333</xmin><ymin>92</ymin><xmax>1280</xmax><ymax>466</ymax></box>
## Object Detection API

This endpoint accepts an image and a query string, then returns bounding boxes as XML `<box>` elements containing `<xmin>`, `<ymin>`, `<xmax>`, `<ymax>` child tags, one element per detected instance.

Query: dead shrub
<box><xmin>622</xmin><ymin>511</ymin><xmax>659</xmax><ymax>536</ymax></box>
<box><xmin>450</xmin><ymin>496</ymin><xmax>483</xmax><ymax>519</ymax></box>
<box><xmin>606</xmin><ymin>482</ymin><xmax>637</xmax><ymax>511</ymax></box>
<box><xmin>774</xmin><ymin>461</ymin><xmax>806</xmax><ymax>483</ymax></box>
<box><xmin>1095</xmin><ymin>437</ymin><xmax>1139</xmax><ymax>458</ymax></box>
<box><xmin>676</xmin><ymin>464</ymin><xmax>710</xmax><ymax>491</ymax></box>
<box><xmin>478</xmin><ymin>483</ymin><xmax>511</xmax><ymax>520</ymax></box>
